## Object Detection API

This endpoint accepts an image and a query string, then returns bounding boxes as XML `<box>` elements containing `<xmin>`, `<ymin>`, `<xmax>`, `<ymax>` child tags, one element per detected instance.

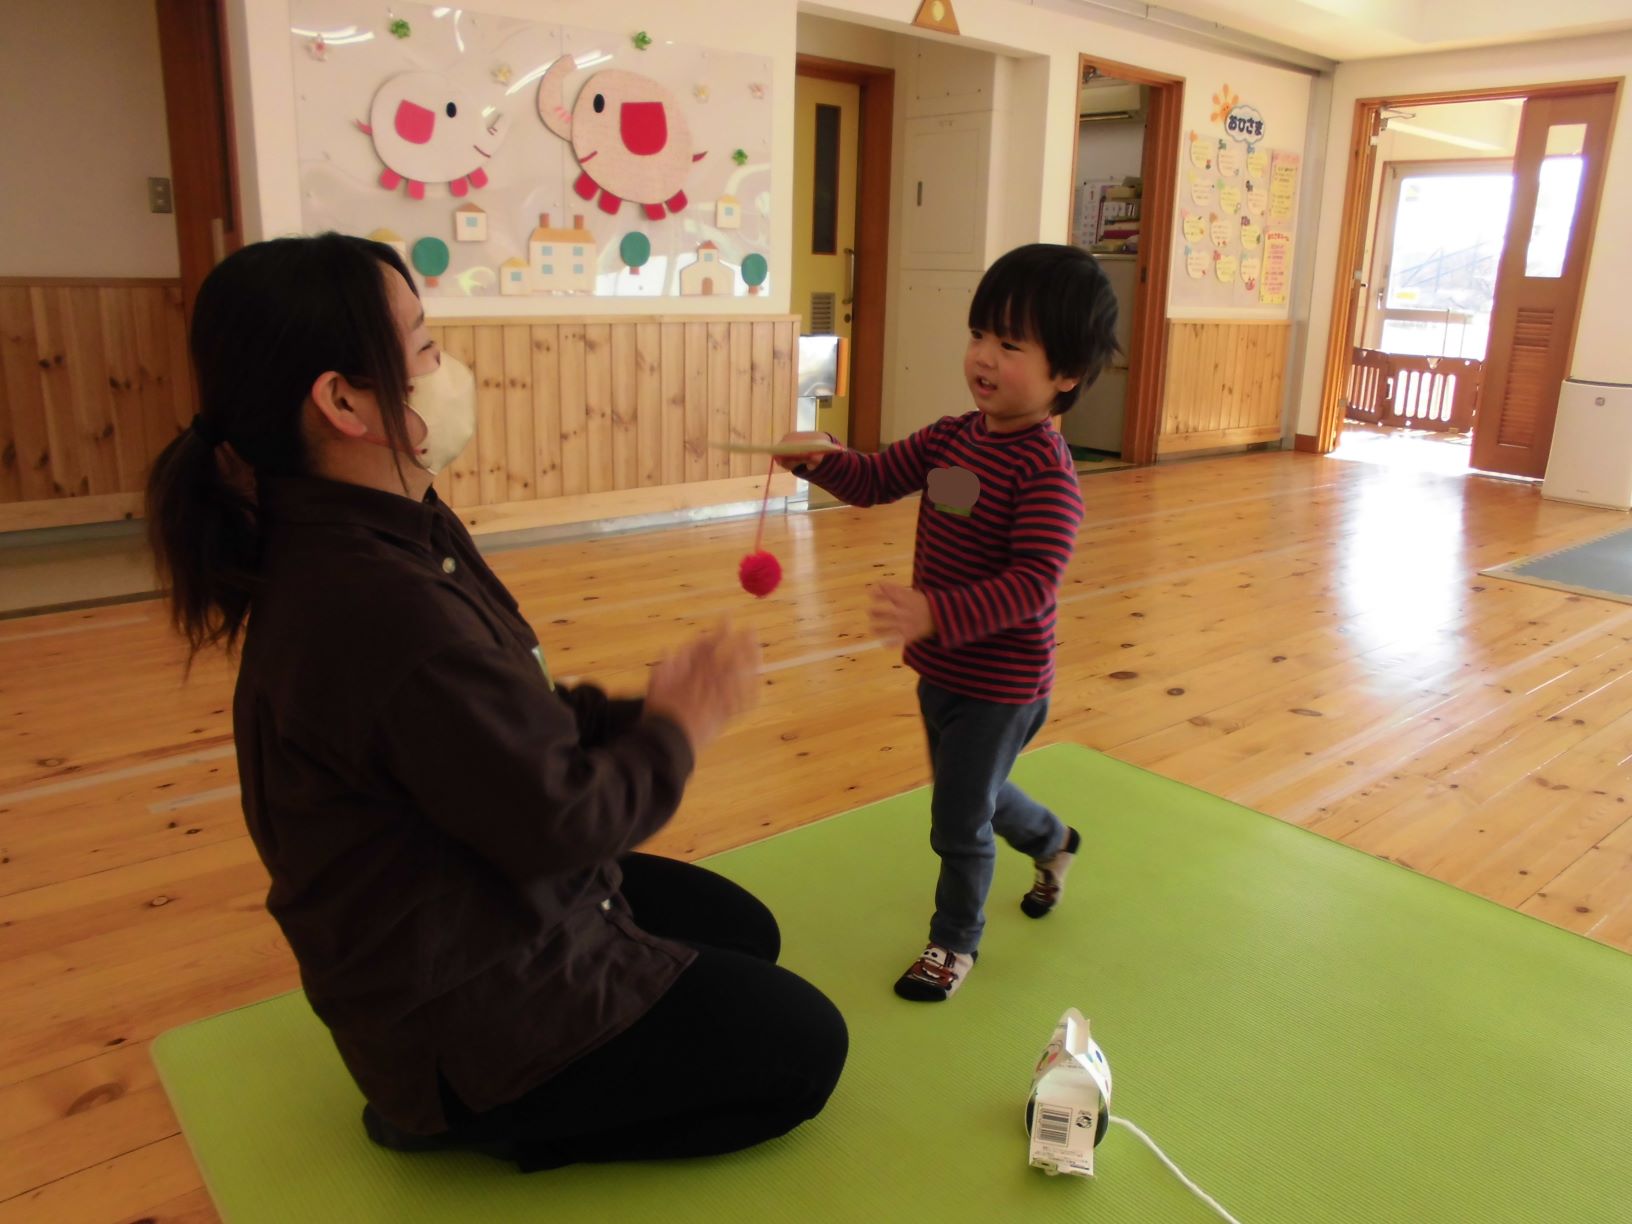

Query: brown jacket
<box><xmin>234</xmin><ymin>476</ymin><xmax>695</xmax><ymax>1133</ymax></box>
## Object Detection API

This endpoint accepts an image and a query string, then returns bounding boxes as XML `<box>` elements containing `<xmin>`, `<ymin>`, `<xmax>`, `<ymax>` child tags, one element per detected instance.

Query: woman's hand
<box><xmin>775</xmin><ymin>431</ymin><xmax>837</xmax><ymax>472</ymax></box>
<box><xmin>645</xmin><ymin>621</ymin><xmax>763</xmax><ymax>753</ymax></box>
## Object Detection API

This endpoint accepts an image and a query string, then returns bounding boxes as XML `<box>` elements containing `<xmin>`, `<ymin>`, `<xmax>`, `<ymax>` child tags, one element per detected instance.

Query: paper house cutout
<box><xmin>528</xmin><ymin>212</ymin><xmax>598</xmax><ymax>294</ymax></box>
<box><xmin>679</xmin><ymin>241</ymin><xmax>725</xmax><ymax>296</ymax></box>
<box><xmin>499</xmin><ymin>257</ymin><xmax>529</xmax><ymax>296</ymax></box>
<box><xmin>367</xmin><ymin>228</ymin><xmax>408</xmax><ymax>260</ymax></box>
<box><xmin>455</xmin><ymin>202</ymin><xmax>488</xmax><ymax>243</ymax></box>
<box><xmin>913</xmin><ymin>0</ymin><xmax>960</xmax><ymax>34</ymax></box>
<box><xmin>715</xmin><ymin>195</ymin><xmax>743</xmax><ymax>229</ymax></box>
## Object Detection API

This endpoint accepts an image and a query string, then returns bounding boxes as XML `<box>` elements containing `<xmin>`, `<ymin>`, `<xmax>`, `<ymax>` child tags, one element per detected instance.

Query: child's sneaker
<box><xmin>893</xmin><ymin>942</ymin><xmax>976</xmax><ymax>1002</ymax></box>
<box><xmin>1022</xmin><ymin>826</ymin><xmax>1081</xmax><ymax>918</ymax></box>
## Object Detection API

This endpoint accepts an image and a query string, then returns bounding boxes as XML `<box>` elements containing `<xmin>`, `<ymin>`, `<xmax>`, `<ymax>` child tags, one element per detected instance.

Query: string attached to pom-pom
<box><xmin>738</xmin><ymin>457</ymin><xmax>782</xmax><ymax>597</ymax></box>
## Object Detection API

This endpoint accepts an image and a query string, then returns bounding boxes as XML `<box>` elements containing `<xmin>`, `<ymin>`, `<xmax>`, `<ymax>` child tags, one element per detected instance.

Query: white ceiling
<box><xmin>1098</xmin><ymin>0</ymin><xmax>1632</xmax><ymax>61</ymax></box>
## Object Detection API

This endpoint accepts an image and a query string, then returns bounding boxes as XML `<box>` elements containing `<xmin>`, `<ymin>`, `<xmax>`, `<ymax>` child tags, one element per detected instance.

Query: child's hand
<box><xmin>870</xmin><ymin>583</ymin><xmax>936</xmax><ymax>644</ymax></box>
<box><xmin>775</xmin><ymin>431</ymin><xmax>836</xmax><ymax>472</ymax></box>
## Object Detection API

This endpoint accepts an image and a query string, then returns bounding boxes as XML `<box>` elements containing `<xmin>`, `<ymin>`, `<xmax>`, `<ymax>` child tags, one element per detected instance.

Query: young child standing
<box><xmin>780</xmin><ymin>243</ymin><xmax>1119</xmax><ymax>1002</ymax></box>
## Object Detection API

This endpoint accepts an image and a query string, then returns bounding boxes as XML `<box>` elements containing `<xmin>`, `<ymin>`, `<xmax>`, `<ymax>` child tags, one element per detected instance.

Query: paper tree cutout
<box><xmin>620</xmin><ymin>231</ymin><xmax>652</xmax><ymax>275</ymax></box>
<box><xmin>538</xmin><ymin>57</ymin><xmax>706</xmax><ymax>219</ymax></box>
<box><xmin>411</xmin><ymin>237</ymin><xmax>448</xmax><ymax>286</ymax></box>
<box><xmin>914</xmin><ymin>0</ymin><xmax>960</xmax><ymax>34</ymax></box>
<box><xmin>741</xmin><ymin>253</ymin><xmax>768</xmax><ymax>296</ymax></box>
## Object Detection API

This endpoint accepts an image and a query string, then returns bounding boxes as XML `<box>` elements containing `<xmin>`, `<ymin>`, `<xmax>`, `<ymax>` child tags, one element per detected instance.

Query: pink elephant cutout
<box><xmin>537</xmin><ymin>57</ymin><xmax>705</xmax><ymax>219</ymax></box>
<box><xmin>358</xmin><ymin>71</ymin><xmax>507</xmax><ymax>200</ymax></box>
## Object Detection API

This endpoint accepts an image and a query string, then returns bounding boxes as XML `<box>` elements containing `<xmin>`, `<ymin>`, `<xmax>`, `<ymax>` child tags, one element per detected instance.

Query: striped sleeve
<box><xmin>921</xmin><ymin>466</ymin><xmax>1083</xmax><ymax>647</ymax></box>
<box><xmin>800</xmin><ymin>420</ymin><xmax>948</xmax><ymax>507</ymax></box>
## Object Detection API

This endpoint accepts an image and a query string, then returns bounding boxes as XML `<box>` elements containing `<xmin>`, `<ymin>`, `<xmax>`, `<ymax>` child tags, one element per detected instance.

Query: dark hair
<box><xmin>146</xmin><ymin>233</ymin><xmax>419</xmax><ymax>661</ymax></box>
<box><xmin>968</xmin><ymin>243</ymin><xmax>1121</xmax><ymax>414</ymax></box>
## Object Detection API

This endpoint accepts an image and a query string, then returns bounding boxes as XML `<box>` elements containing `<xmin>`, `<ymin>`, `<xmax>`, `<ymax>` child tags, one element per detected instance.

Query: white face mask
<box><xmin>407</xmin><ymin>352</ymin><xmax>476</xmax><ymax>474</ymax></box>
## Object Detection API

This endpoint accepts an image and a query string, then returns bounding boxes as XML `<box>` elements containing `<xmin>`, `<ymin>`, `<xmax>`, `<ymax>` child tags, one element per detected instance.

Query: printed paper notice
<box><xmin>1240</xmin><ymin>218</ymin><xmax>1262</xmax><ymax>249</ymax></box>
<box><xmin>1269</xmin><ymin>151</ymin><xmax>1300</xmax><ymax>224</ymax></box>
<box><xmin>1246</xmin><ymin>181</ymin><xmax>1268</xmax><ymax>216</ymax></box>
<box><xmin>1189</xmin><ymin>173</ymin><xmax>1215</xmax><ymax>208</ymax></box>
<box><xmin>1215</xmin><ymin>253</ymin><xmax>1238</xmax><ymax>284</ymax></box>
<box><xmin>1187</xmin><ymin>247</ymin><xmax>1211</xmax><ymax>279</ymax></box>
<box><xmin>1247</xmin><ymin>149</ymin><xmax>1269</xmax><ymax>180</ymax></box>
<box><xmin>1182</xmin><ymin>212</ymin><xmax>1207</xmax><ymax>244</ymax></box>
<box><xmin>1217</xmin><ymin>144</ymin><xmax>1244</xmax><ymax>177</ymax></box>
<box><xmin>1240</xmin><ymin>254</ymin><xmax>1262</xmax><ymax>295</ymax></box>
<box><xmin>1189</xmin><ymin>132</ymin><xmax>1214</xmax><ymax>172</ymax></box>
<box><xmin>1260</xmin><ymin>230</ymin><xmax>1291</xmax><ymax>304</ymax></box>
<box><xmin>1211</xmin><ymin>214</ymin><xmax>1232</xmax><ymax>248</ymax></box>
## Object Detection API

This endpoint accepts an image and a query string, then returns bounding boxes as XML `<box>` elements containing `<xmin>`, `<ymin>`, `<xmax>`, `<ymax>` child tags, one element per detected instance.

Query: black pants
<box><xmin>440</xmin><ymin>853</ymin><xmax>849</xmax><ymax>1171</ymax></box>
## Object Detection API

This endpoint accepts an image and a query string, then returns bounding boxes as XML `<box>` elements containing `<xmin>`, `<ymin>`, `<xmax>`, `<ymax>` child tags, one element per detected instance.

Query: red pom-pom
<box><xmin>738</xmin><ymin>549</ymin><xmax>782</xmax><ymax>598</ymax></box>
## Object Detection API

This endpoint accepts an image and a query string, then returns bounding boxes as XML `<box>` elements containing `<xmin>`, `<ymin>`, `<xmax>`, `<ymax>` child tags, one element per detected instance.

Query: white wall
<box><xmin>809</xmin><ymin>0</ymin><xmax>1315</xmax><ymax>283</ymax></box>
<box><xmin>1295</xmin><ymin>32</ymin><xmax>1632</xmax><ymax>435</ymax></box>
<box><xmin>0</xmin><ymin>0</ymin><xmax>179</xmax><ymax>277</ymax></box>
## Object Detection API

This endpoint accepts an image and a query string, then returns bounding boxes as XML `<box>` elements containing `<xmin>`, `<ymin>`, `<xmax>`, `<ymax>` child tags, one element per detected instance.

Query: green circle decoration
<box><xmin>620</xmin><ymin>232</ymin><xmax>652</xmax><ymax>270</ymax></box>
<box><xmin>741</xmin><ymin>253</ymin><xmax>768</xmax><ymax>287</ymax></box>
<box><xmin>411</xmin><ymin>237</ymin><xmax>449</xmax><ymax>279</ymax></box>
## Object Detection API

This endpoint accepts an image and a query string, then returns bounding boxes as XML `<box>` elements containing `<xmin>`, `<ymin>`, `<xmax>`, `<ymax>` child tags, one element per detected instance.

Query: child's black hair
<box><xmin>967</xmin><ymin>243</ymin><xmax>1121</xmax><ymax>415</ymax></box>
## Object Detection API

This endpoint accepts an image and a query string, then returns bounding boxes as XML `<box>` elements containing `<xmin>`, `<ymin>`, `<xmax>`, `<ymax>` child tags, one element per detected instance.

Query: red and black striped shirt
<box><xmin>807</xmin><ymin>412</ymin><xmax>1083</xmax><ymax>704</ymax></box>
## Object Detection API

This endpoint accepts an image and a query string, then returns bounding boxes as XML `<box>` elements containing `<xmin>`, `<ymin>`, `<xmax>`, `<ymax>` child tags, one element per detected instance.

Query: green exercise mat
<box><xmin>152</xmin><ymin>743</ymin><xmax>1632</xmax><ymax>1222</ymax></box>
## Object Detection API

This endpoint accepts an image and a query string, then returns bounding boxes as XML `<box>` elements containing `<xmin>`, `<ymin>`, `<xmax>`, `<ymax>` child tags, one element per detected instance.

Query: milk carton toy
<box><xmin>1026</xmin><ymin>1008</ymin><xmax>1112</xmax><ymax>1177</ymax></box>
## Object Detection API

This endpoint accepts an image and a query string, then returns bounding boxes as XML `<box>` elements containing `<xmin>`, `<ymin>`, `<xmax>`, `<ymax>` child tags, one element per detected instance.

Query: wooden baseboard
<box><xmin>1293</xmin><ymin>433</ymin><xmax>1323</xmax><ymax>454</ymax></box>
<box><xmin>0</xmin><ymin>476</ymin><xmax>798</xmax><ymax>540</ymax></box>
<box><xmin>0</xmin><ymin>494</ymin><xmax>144</xmax><ymax>533</ymax></box>
<box><xmin>1158</xmin><ymin>425</ymin><xmax>1284</xmax><ymax>456</ymax></box>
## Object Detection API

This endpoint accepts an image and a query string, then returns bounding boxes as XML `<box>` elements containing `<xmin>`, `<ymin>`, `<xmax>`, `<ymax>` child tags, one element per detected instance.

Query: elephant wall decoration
<box><xmin>537</xmin><ymin>56</ymin><xmax>705</xmax><ymax>219</ymax></box>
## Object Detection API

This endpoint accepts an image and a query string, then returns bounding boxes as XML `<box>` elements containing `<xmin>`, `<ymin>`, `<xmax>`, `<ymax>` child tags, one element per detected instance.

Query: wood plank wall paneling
<box><xmin>426</xmin><ymin>317</ymin><xmax>798</xmax><ymax>531</ymax></box>
<box><xmin>0</xmin><ymin>283</ymin><xmax>190</xmax><ymax>511</ymax></box>
<box><xmin>1158</xmin><ymin>320</ymin><xmax>1291</xmax><ymax>456</ymax></box>
<box><xmin>0</xmin><ymin>289</ymin><xmax>799</xmax><ymax>535</ymax></box>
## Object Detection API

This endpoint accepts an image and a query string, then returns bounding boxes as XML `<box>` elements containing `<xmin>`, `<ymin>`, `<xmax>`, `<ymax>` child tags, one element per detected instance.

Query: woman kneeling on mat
<box><xmin>146</xmin><ymin>234</ymin><xmax>848</xmax><ymax>1170</ymax></box>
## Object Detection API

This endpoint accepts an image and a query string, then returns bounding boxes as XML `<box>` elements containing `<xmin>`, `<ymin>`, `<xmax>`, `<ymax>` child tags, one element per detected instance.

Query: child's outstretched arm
<box><xmin>776</xmin><ymin>422</ymin><xmax>947</xmax><ymax>508</ymax></box>
<box><xmin>919</xmin><ymin>466</ymin><xmax>1084</xmax><ymax>645</ymax></box>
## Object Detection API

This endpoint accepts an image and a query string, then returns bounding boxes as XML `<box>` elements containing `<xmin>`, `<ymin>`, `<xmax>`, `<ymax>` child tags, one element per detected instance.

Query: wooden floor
<box><xmin>5</xmin><ymin>449</ymin><xmax>1632</xmax><ymax>1221</ymax></box>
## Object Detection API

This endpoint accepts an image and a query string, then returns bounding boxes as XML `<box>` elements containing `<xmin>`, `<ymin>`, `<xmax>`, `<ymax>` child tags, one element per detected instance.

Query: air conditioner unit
<box><xmin>1079</xmin><ymin>80</ymin><xmax>1144</xmax><ymax>122</ymax></box>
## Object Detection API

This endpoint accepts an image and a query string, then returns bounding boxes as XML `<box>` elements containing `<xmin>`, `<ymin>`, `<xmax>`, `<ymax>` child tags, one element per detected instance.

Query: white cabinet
<box><xmin>901</xmin><ymin>114</ymin><xmax>991</xmax><ymax>271</ymax></box>
<box><xmin>894</xmin><ymin>274</ymin><xmax>977</xmax><ymax>437</ymax></box>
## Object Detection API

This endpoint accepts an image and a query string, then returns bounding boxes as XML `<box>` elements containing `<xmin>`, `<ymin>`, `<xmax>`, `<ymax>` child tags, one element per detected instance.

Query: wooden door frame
<box><xmin>1313</xmin><ymin>77</ymin><xmax>1624</xmax><ymax>454</ymax></box>
<box><xmin>796</xmin><ymin>54</ymin><xmax>894</xmax><ymax>454</ymax></box>
<box><xmin>1067</xmin><ymin>55</ymin><xmax>1182</xmax><ymax>466</ymax></box>
<box><xmin>154</xmin><ymin>0</ymin><xmax>244</xmax><ymax>324</ymax></box>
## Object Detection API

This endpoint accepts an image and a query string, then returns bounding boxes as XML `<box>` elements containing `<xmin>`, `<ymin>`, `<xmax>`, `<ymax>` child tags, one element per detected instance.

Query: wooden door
<box><xmin>793</xmin><ymin>74</ymin><xmax>860</xmax><ymax>445</ymax></box>
<box><xmin>1470</xmin><ymin>90</ymin><xmax>1615</xmax><ymax>477</ymax></box>
<box><xmin>154</xmin><ymin>0</ymin><xmax>242</xmax><ymax>322</ymax></box>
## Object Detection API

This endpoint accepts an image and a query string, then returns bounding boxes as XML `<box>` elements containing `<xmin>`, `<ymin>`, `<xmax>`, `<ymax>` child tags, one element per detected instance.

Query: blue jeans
<box><xmin>918</xmin><ymin>679</ymin><xmax>1065</xmax><ymax>954</ymax></box>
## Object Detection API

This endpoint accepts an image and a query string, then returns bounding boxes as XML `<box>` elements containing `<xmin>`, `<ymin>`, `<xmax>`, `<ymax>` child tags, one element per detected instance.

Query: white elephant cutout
<box><xmin>537</xmin><ymin>56</ymin><xmax>705</xmax><ymax>219</ymax></box>
<box><xmin>360</xmin><ymin>71</ymin><xmax>507</xmax><ymax>200</ymax></box>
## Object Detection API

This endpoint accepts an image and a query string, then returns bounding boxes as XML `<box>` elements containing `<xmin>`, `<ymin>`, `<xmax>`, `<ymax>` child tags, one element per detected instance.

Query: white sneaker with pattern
<box><xmin>893</xmin><ymin>941</ymin><xmax>975</xmax><ymax>1002</ymax></box>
